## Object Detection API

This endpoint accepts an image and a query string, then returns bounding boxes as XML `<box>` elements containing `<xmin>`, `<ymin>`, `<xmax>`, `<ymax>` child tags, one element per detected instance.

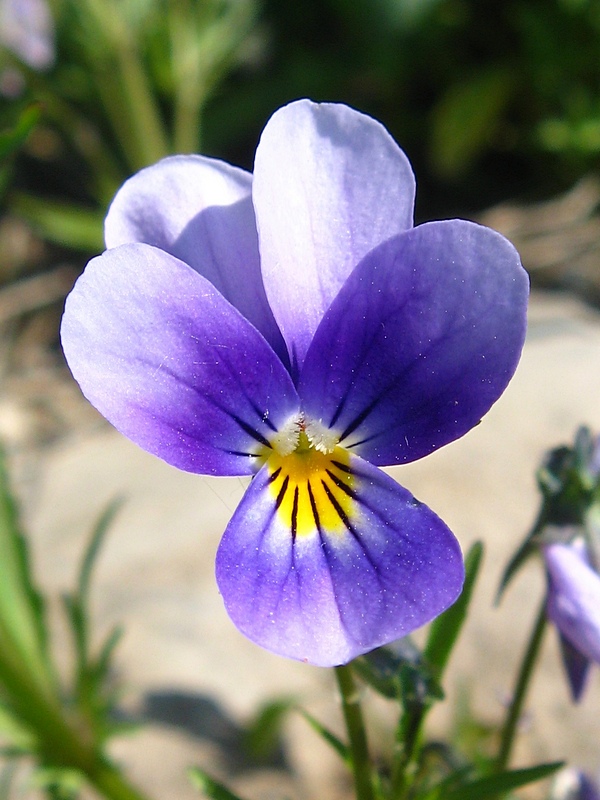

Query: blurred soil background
<box><xmin>2</xmin><ymin>0</ymin><xmax>600</xmax><ymax>797</ymax></box>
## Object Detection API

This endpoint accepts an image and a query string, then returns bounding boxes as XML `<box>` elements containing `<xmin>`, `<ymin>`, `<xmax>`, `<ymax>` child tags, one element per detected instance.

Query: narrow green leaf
<box><xmin>93</xmin><ymin>624</ymin><xmax>124</xmax><ymax>684</ymax></box>
<box><xmin>496</xmin><ymin>536</ymin><xmax>538</xmax><ymax>602</ymax></box>
<box><xmin>0</xmin><ymin>446</ymin><xmax>55</xmax><ymax>694</ymax></box>
<box><xmin>434</xmin><ymin>761</ymin><xmax>563</xmax><ymax>800</ymax></box>
<box><xmin>243</xmin><ymin>697</ymin><xmax>294</xmax><ymax>760</ymax></box>
<box><xmin>78</xmin><ymin>498</ymin><xmax>124</xmax><ymax>603</ymax></box>
<box><xmin>425</xmin><ymin>541</ymin><xmax>484</xmax><ymax>679</ymax></box>
<box><xmin>10</xmin><ymin>193</ymin><xmax>104</xmax><ymax>251</ymax></box>
<box><xmin>0</xmin><ymin>701</ymin><xmax>36</xmax><ymax>751</ymax></box>
<box><xmin>188</xmin><ymin>768</ymin><xmax>250</xmax><ymax>800</ymax></box>
<box><xmin>296</xmin><ymin>708</ymin><xmax>350</xmax><ymax>764</ymax></box>
<box><xmin>0</xmin><ymin>105</ymin><xmax>41</xmax><ymax>161</ymax></box>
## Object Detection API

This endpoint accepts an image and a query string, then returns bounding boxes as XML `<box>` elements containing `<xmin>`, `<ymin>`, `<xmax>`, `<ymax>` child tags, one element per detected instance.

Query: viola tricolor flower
<box><xmin>545</xmin><ymin>540</ymin><xmax>600</xmax><ymax>701</ymax></box>
<box><xmin>61</xmin><ymin>100</ymin><xmax>528</xmax><ymax>666</ymax></box>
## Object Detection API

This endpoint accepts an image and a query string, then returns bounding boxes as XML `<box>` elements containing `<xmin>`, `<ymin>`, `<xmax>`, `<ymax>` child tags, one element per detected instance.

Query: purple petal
<box><xmin>252</xmin><ymin>99</ymin><xmax>416</xmax><ymax>372</ymax></box>
<box><xmin>558</xmin><ymin>632</ymin><xmax>591</xmax><ymax>702</ymax></box>
<box><xmin>299</xmin><ymin>220</ymin><xmax>529</xmax><ymax>466</ymax></box>
<box><xmin>545</xmin><ymin>543</ymin><xmax>600</xmax><ymax>665</ymax></box>
<box><xmin>0</xmin><ymin>0</ymin><xmax>54</xmax><ymax>69</ymax></box>
<box><xmin>579</xmin><ymin>774</ymin><xmax>600</xmax><ymax>800</ymax></box>
<box><xmin>61</xmin><ymin>243</ymin><xmax>299</xmax><ymax>476</ymax></box>
<box><xmin>215</xmin><ymin>450</ymin><xmax>464</xmax><ymax>666</ymax></box>
<box><xmin>104</xmin><ymin>155</ymin><xmax>287</xmax><ymax>363</ymax></box>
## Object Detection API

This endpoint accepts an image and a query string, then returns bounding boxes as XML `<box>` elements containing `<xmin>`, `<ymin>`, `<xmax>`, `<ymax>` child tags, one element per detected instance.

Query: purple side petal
<box><xmin>215</xmin><ymin>451</ymin><xmax>464</xmax><ymax>666</ymax></box>
<box><xmin>558</xmin><ymin>632</ymin><xmax>591</xmax><ymax>702</ymax></box>
<box><xmin>299</xmin><ymin>220</ymin><xmax>529</xmax><ymax>466</ymax></box>
<box><xmin>104</xmin><ymin>155</ymin><xmax>287</xmax><ymax>363</ymax></box>
<box><xmin>253</xmin><ymin>99</ymin><xmax>416</xmax><ymax>372</ymax></box>
<box><xmin>61</xmin><ymin>243</ymin><xmax>299</xmax><ymax>476</ymax></box>
<box><xmin>545</xmin><ymin>543</ymin><xmax>600</xmax><ymax>665</ymax></box>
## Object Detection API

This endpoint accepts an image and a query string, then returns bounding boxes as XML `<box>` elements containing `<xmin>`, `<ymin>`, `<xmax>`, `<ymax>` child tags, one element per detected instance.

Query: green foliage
<box><xmin>188</xmin><ymin>768</ymin><xmax>251</xmax><ymax>800</ymax></box>
<box><xmin>424</xmin><ymin>761</ymin><xmax>564</xmax><ymax>800</ymax></box>
<box><xmin>62</xmin><ymin>498</ymin><xmax>127</xmax><ymax>745</ymax></box>
<box><xmin>3</xmin><ymin>0</ymin><xmax>600</xmax><ymax>253</ymax></box>
<box><xmin>0</xmin><ymin>0</ymin><xmax>258</xmax><ymax>252</ymax></box>
<box><xmin>0</xmin><ymin>105</ymin><xmax>40</xmax><ymax>161</ymax></box>
<box><xmin>425</xmin><ymin>541</ymin><xmax>484</xmax><ymax>680</ymax></box>
<box><xmin>354</xmin><ymin>637</ymin><xmax>444</xmax><ymax>705</ymax></box>
<box><xmin>0</xmin><ymin>445</ymin><xmax>56</xmax><ymax>702</ymax></box>
<box><xmin>296</xmin><ymin>707</ymin><xmax>350</xmax><ymax>765</ymax></box>
<box><xmin>242</xmin><ymin>697</ymin><xmax>294</xmax><ymax>761</ymax></box>
<box><xmin>0</xmin><ymin>451</ymin><xmax>150</xmax><ymax>800</ymax></box>
<box><xmin>498</xmin><ymin>426</ymin><xmax>600</xmax><ymax>597</ymax></box>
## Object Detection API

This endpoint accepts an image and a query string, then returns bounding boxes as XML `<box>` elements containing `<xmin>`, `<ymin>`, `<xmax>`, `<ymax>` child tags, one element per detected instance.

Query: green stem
<box><xmin>335</xmin><ymin>664</ymin><xmax>375</xmax><ymax>800</ymax></box>
<box><xmin>390</xmin><ymin>702</ymin><xmax>423</xmax><ymax>800</ymax></box>
<box><xmin>496</xmin><ymin>600</ymin><xmax>547</xmax><ymax>772</ymax></box>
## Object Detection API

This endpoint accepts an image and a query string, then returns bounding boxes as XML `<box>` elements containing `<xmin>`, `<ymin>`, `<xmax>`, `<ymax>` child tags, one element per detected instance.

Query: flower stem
<box><xmin>496</xmin><ymin>599</ymin><xmax>547</xmax><ymax>772</ymax></box>
<box><xmin>335</xmin><ymin>664</ymin><xmax>375</xmax><ymax>800</ymax></box>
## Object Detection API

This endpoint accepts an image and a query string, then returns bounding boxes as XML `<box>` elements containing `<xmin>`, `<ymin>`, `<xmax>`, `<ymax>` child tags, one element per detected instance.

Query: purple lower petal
<box><xmin>215</xmin><ymin>449</ymin><xmax>464</xmax><ymax>666</ymax></box>
<box><xmin>545</xmin><ymin>542</ymin><xmax>600</xmax><ymax>665</ymax></box>
<box><xmin>299</xmin><ymin>220</ymin><xmax>529</xmax><ymax>466</ymax></box>
<box><xmin>104</xmin><ymin>155</ymin><xmax>287</xmax><ymax>363</ymax></box>
<box><xmin>61</xmin><ymin>243</ymin><xmax>299</xmax><ymax>475</ymax></box>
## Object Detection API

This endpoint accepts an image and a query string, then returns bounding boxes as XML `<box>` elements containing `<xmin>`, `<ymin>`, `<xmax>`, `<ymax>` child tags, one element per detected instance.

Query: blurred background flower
<box><xmin>0</xmin><ymin>0</ymin><xmax>54</xmax><ymax>70</ymax></box>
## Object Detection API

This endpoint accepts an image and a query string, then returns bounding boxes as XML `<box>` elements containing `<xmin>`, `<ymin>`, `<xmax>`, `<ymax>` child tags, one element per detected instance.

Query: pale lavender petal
<box><xmin>299</xmin><ymin>220</ymin><xmax>529</xmax><ymax>466</ymax></box>
<box><xmin>252</xmin><ymin>99</ymin><xmax>416</xmax><ymax>372</ymax></box>
<box><xmin>61</xmin><ymin>243</ymin><xmax>299</xmax><ymax>476</ymax></box>
<box><xmin>0</xmin><ymin>0</ymin><xmax>54</xmax><ymax>69</ymax></box>
<box><xmin>215</xmin><ymin>451</ymin><xmax>463</xmax><ymax>666</ymax></box>
<box><xmin>546</xmin><ymin>543</ymin><xmax>600</xmax><ymax>665</ymax></box>
<box><xmin>104</xmin><ymin>155</ymin><xmax>286</xmax><ymax>363</ymax></box>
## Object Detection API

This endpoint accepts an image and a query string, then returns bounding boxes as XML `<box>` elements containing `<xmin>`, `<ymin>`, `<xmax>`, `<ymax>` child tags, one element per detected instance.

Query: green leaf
<box><xmin>62</xmin><ymin>499</ymin><xmax>124</xmax><ymax>735</ymax></box>
<box><xmin>296</xmin><ymin>708</ymin><xmax>350</xmax><ymax>764</ymax></box>
<box><xmin>0</xmin><ymin>105</ymin><xmax>41</xmax><ymax>161</ymax></box>
<box><xmin>430</xmin><ymin>67</ymin><xmax>514</xmax><ymax>178</ymax></box>
<box><xmin>496</xmin><ymin>535</ymin><xmax>538</xmax><ymax>602</ymax></box>
<box><xmin>0</xmin><ymin>445</ymin><xmax>55</xmax><ymax>696</ymax></box>
<box><xmin>10</xmin><ymin>193</ymin><xmax>104</xmax><ymax>252</ymax></box>
<box><xmin>79</xmin><ymin>498</ymin><xmax>124</xmax><ymax>605</ymax></box>
<box><xmin>243</xmin><ymin>697</ymin><xmax>294</xmax><ymax>760</ymax></box>
<box><xmin>188</xmin><ymin>768</ymin><xmax>250</xmax><ymax>800</ymax></box>
<box><xmin>30</xmin><ymin>766</ymin><xmax>84</xmax><ymax>800</ymax></box>
<box><xmin>428</xmin><ymin>761</ymin><xmax>564</xmax><ymax>800</ymax></box>
<box><xmin>425</xmin><ymin>541</ymin><xmax>484</xmax><ymax>680</ymax></box>
<box><xmin>354</xmin><ymin>637</ymin><xmax>443</xmax><ymax>704</ymax></box>
<box><xmin>0</xmin><ymin>701</ymin><xmax>36</xmax><ymax>752</ymax></box>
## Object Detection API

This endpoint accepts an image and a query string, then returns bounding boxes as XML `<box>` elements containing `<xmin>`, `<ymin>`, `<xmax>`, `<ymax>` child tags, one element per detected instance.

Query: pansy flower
<box><xmin>545</xmin><ymin>540</ymin><xmax>600</xmax><ymax>701</ymax></box>
<box><xmin>61</xmin><ymin>100</ymin><xmax>528</xmax><ymax>666</ymax></box>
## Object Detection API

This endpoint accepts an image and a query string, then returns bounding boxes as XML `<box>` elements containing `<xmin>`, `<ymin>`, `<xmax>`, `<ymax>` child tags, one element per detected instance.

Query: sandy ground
<box><xmin>2</xmin><ymin>290</ymin><xmax>600</xmax><ymax>799</ymax></box>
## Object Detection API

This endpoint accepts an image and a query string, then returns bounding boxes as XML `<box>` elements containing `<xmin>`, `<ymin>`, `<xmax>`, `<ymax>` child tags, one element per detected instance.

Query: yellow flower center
<box><xmin>265</xmin><ymin>428</ymin><xmax>355</xmax><ymax>540</ymax></box>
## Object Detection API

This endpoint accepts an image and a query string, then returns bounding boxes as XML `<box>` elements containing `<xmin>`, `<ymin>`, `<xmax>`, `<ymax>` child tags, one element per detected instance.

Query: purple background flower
<box><xmin>61</xmin><ymin>100</ymin><xmax>529</xmax><ymax>665</ymax></box>
<box><xmin>0</xmin><ymin>0</ymin><xmax>54</xmax><ymax>70</ymax></box>
<box><xmin>545</xmin><ymin>541</ymin><xmax>600</xmax><ymax>700</ymax></box>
